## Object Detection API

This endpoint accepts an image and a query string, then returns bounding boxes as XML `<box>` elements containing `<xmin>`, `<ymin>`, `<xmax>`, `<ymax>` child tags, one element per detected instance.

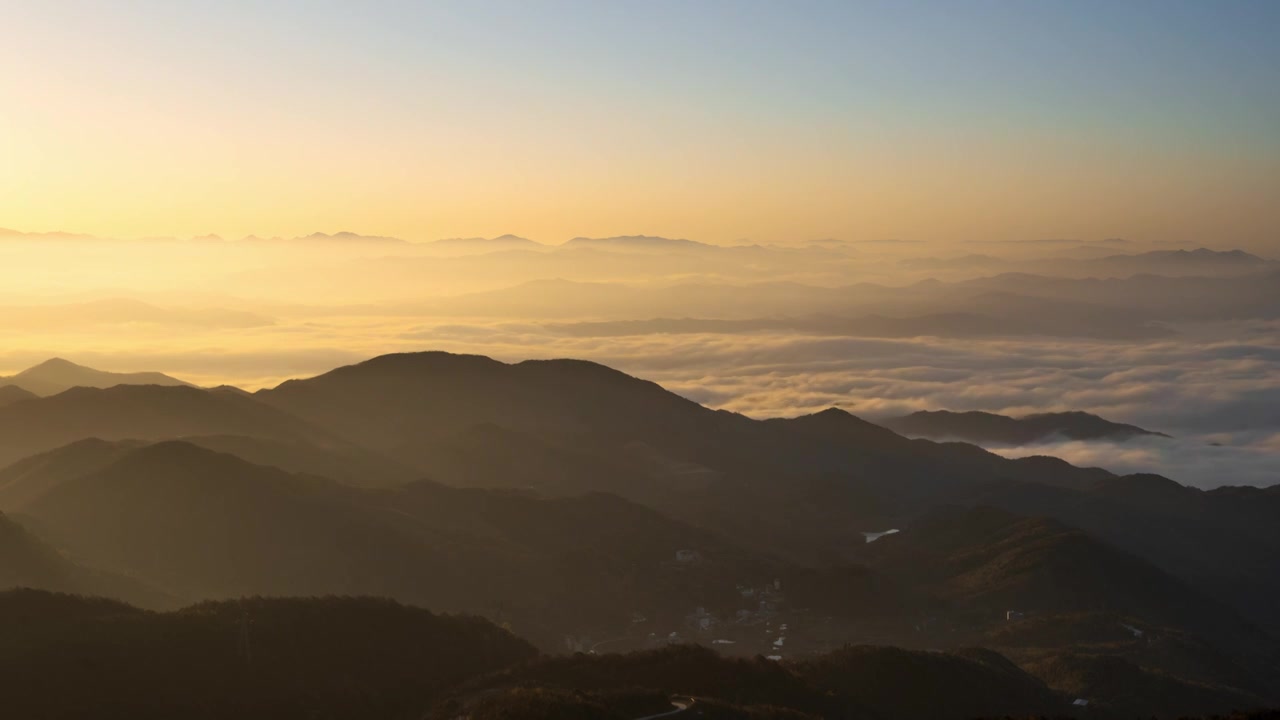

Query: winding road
<box><xmin>635</xmin><ymin>696</ymin><xmax>694</xmax><ymax>719</ymax></box>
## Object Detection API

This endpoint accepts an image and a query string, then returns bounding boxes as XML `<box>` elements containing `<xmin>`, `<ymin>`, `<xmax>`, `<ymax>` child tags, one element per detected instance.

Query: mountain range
<box><xmin>0</xmin><ymin>351</ymin><xmax>1274</xmax><ymax>716</ymax></box>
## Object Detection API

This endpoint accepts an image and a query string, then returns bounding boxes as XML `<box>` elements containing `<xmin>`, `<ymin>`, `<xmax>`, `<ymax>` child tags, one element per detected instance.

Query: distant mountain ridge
<box><xmin>1111</xmin><ymin>247</ymin><xmax>1265</xmax><ymax>264</ymax></box>
<box><xmin>0</xmin><ymin>358</ymin><xmax>191</xmax><ymax>397</ymax></box>
<box><xmin>882</xmin><ymin>409</ymin><xmax>1169</xmax><ymax>445</ymax></box>
<box><xmin>562</xmin><ymin>235</ymin><xmax>719</xmax><ymax>251</ymax></box>
<box><xmin>264</xmin><ymin>230</ymin><xmax>407</xmax><ymax>244</ymax></box>
<box><xmin>431</xmin><ymin>234</ymin><xmax>541</xmax><ymax>248</ymax></box>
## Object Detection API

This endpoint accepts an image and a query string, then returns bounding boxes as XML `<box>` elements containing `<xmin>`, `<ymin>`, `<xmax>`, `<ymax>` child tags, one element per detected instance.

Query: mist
<box><xmin>1</xmin><ymin>230</ymin><xmax>1275</xmax><ymax>488</ymax></box>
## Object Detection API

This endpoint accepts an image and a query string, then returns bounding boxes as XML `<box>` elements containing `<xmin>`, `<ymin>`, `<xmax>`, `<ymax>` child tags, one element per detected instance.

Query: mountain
<box><xmin>0</xmin><ymin>384</ymin><xmax>36</xmax><ymax>407</ymax></box>
<box><xmin>435</xmin><ymin>643</ymin><xmax>1069</xmax><ymax>720</ymax></box>
<box><xmin>398</xmin><ymin>422</ymin><xmax>662</xmax><ymax>499</ymax></box>
<box><xmin>1</xmin><ymin>586</ymin><xmax>1266</xmax><ymax>720</ymax></box>
<box><xmin>256</xmin><ymin>353</ymin><xmax>1128</xmax><ymax>565</ymax></box>
<box><xmin>861</xmin><ymin>507</ymin><xmax>1251</xmax><ymax>639</ymax></box>
<box><xmin>1074</xmin><ymin>248</ymin><xmax>1270</xmax><ymax>277</ymax></box>
<box><xmin>0</xmin><ymin>511</ymin><xmax>167</xmax><ymax>607</ymax></box>
<box><xmin>0</xmin><ymin>350</ymin><xmax>1274</xmax><ymax>714</ymax></box>
<box><xmin>0</xmin><ymin>437</ymin><xmax>147</xmax><ymax>509</ymax></box>
<box><xmin>0</xmin><ymin>439</ymin><xmax>822</xmax><ymax>648</ymax></box>
<box><xmin>294</xmin><ymin>230</ymin><xmax>406</xmax><ymax>243</ymax></box>
<box><xmin>0</xmin><ymin>227</ymin><xmax>97</xmax><ymax>241</ymax></box>
<box><xmin>429</xmin><ymin>234</ymin><xmax>543</xmax><ymax>252</ymax></box>
<box><xmin>958</xmin><ymin>474</ymin><xmax>1280</xmax><ymax>637</ymax></box>
<box><xmin>561</xmin><ymin>235</ymin><xmax>719</xmax><ymax>252</ymax></box>
<box><xmin>913</xmin><ymin>248</ymin><xmax>1273</xmax><ymax>281</ymax></box>
<box><xmin>899</xmin><ymin>253</ymin><xmax>1004</xmax><ymax>271</ymax></box>
<box><xmin>0</xmin><ymin>384</ymin><xmax>342</xmax><ymax>468</ymax></box>
<box><xmin>795</xmin><ymin>645</ymin><xmax>1068</xmax><ymax>720</ymax></box>
<box><xmin>0</xmin><ymin>589</ymin><xmax>533</xmax><ymax>720</ymax></box>
<box><xmin>0</xmin><ymin>511</ymin><xmax>106</xmax><ymax>592</ymax></box>
<box><xmin>1023</xmin><ymin>653</ymin><xmax>1268</xmax><ymax>718</ymax></box>
<box><xmin>0</xmin><ymin>358</ymin><xmax>191</xmax><ymax>396</ymax></box>
<box><xmin>178</xmin><ymin>434</ymin><xmax>419</xmax><ymax>487</ymax></box>
<box><xmin>858</xmin><ymin>506</ymin><xmax>1280</xmax><ymax>702</ymax></box>
<box><xmin>882</xmin><ymin>409</ymin><xmax>1169</xmax><ymax>445</ymax></box>
<box><xmin>258</xmin><ymin>351</ymin><xmax>722</xmax><ymax>453</ymax></box>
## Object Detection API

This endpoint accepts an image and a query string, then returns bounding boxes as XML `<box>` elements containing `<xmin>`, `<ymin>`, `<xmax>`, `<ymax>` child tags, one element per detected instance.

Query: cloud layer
<box><xmin>4</xmin><ymin>314</ymin><xmax>1274</xmax><ymax>489</ymax></box>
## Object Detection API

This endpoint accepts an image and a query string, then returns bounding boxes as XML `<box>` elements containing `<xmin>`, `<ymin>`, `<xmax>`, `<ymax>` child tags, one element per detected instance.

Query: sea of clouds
<box><xmin>4</xmin><ymin>315</ymin><xmax>1275</xmax><ymax>489</ymax></box>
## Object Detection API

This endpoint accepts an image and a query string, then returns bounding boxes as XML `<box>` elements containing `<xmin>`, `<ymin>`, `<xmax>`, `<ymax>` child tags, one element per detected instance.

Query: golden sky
<box><xmin>3</xmin><ymin>1</ymin><xmax>1278</xmax><ymax>248</ymax></box>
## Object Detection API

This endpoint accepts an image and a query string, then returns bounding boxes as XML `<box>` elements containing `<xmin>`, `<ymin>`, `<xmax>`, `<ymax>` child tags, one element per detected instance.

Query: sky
<box><xmin>3</xmin><ymin>0</ymin><xmax>1279</xmax><ymax>248</ymax></box>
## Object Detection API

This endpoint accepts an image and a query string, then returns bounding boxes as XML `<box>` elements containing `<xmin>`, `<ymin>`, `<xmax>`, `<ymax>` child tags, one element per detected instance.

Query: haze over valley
<box><xmin>2</xmin><ymin>232</ymin><xmax>1277</xmax><ymax>488</ymax></box>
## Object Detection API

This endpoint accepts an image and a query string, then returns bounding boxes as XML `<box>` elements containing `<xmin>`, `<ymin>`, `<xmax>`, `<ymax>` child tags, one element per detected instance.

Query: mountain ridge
<box><xmin>882</xmin><ymin>409</ymin><xmax>1169</xmax><ymax>445</ymax></box>
<box><xmin>1</xmin><ymin>358</ymin><xmax>191</xmax><ymax>397</ymax></box>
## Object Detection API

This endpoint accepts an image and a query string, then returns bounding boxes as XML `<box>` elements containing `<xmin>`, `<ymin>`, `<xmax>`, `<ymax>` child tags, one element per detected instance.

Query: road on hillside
<box><xmin>634</xmin><ymin>696</ymin><xmax>694</xmax><ymax>719</ymax></box>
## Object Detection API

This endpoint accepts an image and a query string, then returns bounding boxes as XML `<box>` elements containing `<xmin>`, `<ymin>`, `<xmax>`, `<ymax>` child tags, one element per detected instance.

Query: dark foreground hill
<box><xmin>1</xmin><ymin>586</ymin><xmax>1271</xmax><ymax>720</ymax></box>
<box><xmin>0</xmin><ymin>589</ymin><xmax>533</xmax><ymax>720</ymax></box>
<box><xmin>432</xmin><ymin>643</ymin><xmax>1069</xmax><ymax>720</ymax></box>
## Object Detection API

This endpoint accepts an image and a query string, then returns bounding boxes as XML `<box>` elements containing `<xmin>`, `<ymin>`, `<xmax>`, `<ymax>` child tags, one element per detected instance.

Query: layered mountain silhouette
<box><xmin>897</xmin><ymin>248</ymin><xmax>1271</xmax><ymax>280</ymax></box>
<box><xmin>0</xmin><ymin>511</ymin><xmax>166</xmax><ymax>607</ymax></box>
<box><xmin>562</xmin><ymin>235</ymin><xmax>719</xmax><ymax>252</ymax></box>
<box><xmin>0</xmin><ymin>383</ymin><xmax>340</xmax><ymax>467</ymax></box>
<box><xmin>286</xmin><ymin>230</ymin><xmax>406</xmax><ymax>244</ymax></box>
<box><xmin>0</xmin><ymin>349</ymin><xmax>1274</xmax><ymax>714</ymax></box>
<box><xmin>0</xmin><ymin>358</ymin><xmax>190</xmax><ymax>396</ymax></box>
<box><xmin>0</xmin><ymin>384</ymin><xmax>35</xmax><ymax>407</ymax></box>
<box><xmin>1069</xmin><ymin>248</ymin><xmax>1270</xmax><ymax>278</ymax></box>
<box><xmin>253</xmin><ymin>353</ymin><xmax>1128</xmax><ymax>561</ymax></box>
<box><xmin>429</xmin><ymin>234</ymin><xmax>543</xmax><ymax>252</ymax></box>
<box><xmin>0</xmin><ymin>589</ymin><xmax>533</xmax><ymax>720</ymax></box>
<box><xmin>0</xmin><ymin>439</ymin><xmax>827</xmax><ymax>647</ymax></box>
<box><xmin>882</xmin><ymin>409</ymin><xmax>1169</xmax><ymax>445</ymax></box>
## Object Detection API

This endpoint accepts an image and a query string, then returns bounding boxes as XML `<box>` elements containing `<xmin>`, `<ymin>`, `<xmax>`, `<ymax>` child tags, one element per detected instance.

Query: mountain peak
<box><xmin>22</xmin><ymin>358</ymin><xmax>85</xmax><ymax>373</ymax></box>
<box><xmin>3</xmin><ymin>359</ymin><xmax>191</xmax><ymax>397</ymax></box>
